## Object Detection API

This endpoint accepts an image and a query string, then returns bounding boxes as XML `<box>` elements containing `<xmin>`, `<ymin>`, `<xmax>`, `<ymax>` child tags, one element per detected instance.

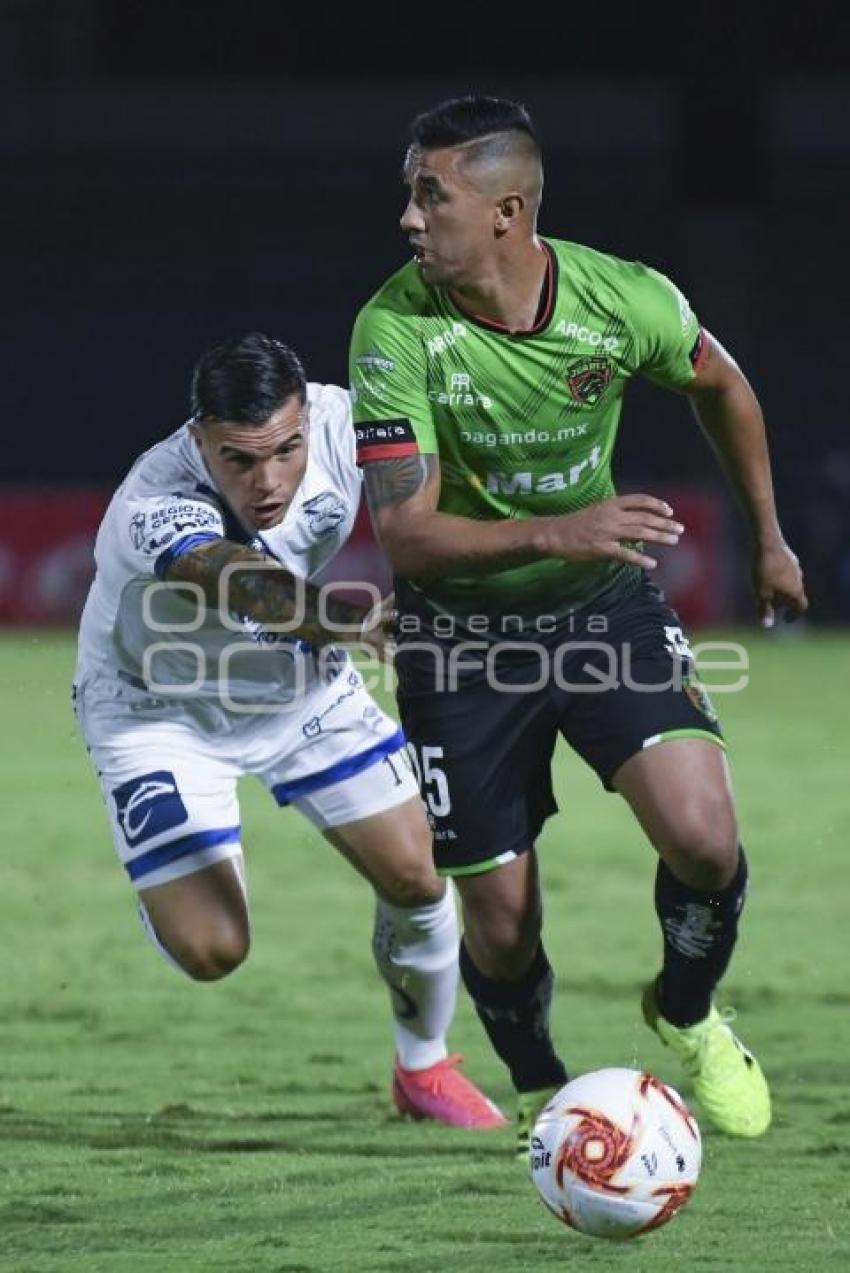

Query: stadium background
<box><xmin>2</xmin><ymin>0</ymin><xmax>848</xmax><ymax>626</ymax></box>
<box><xmin>2</xmin><ymin>8</ymin><xmax>849</xmax><ymax>1272</ymax></box>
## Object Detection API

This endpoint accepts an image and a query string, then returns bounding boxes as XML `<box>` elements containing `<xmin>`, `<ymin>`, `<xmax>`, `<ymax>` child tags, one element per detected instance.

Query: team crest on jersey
<box><xmin>129</xmin><ymin>512</ymin><xmax>147</xmax><ymax>550</ymax></box>
<box><xmin>566</xmin><ymin>356</ymin><xmax>615</xmax><ymax>406</ymax></box>
<box><xmin>301</xmin><ymin>491</ymin><xmax>346</xmax><ymax>537</ymax></box>
<box><xmin>112</xmin><ymin>770</ymin><xmax>189</xmax><ymax>846</ymax></box>
<box><xmin>683</xmin><ymin>674</ymin><xmax>719</xmax><ymax>724</ymax></box>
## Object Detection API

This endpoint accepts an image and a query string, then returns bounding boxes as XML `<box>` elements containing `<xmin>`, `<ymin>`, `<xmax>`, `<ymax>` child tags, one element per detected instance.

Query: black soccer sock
<box><xmin>654</xmin><ymin>848</ymin><xmax>749</xmax><ymax>1027</ymax></box>
<box><xmin>459</xmin><ymin>939</ymin><xmax>569</xmax><ymax>1093</ymax></box>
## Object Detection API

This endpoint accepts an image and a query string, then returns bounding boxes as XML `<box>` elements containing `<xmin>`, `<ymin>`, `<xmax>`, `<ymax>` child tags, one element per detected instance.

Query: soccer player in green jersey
<box><xmin>349</xmin><ymin>96</ymin><xmax>807</xmax><ymax>1156</ymax></box>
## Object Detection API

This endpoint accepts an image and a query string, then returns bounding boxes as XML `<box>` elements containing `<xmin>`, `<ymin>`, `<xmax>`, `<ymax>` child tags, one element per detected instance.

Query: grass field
<box><xmin>1</xmin><ymin>629</ymin><xmax>848</xmax><ymax>1272</ymax></box>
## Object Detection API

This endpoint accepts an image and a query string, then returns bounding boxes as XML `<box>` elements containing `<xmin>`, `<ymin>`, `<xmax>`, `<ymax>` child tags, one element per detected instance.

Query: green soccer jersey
<box><xmin>350</xmin><ymin>237</ymin><xmax>703</xmax><ymax>627</ymax></box>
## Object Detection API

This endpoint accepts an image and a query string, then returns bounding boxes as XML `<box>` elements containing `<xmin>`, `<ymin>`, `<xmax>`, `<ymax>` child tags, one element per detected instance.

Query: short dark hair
<box><xmin>191</xmin><ymin>332</ymin><xmax>307</xmax><ymax>425</ymax></box>
<box><xmin>409</xmin><ymin>95</ymin><xmax>538</xmax><ymax>151</ymax></box>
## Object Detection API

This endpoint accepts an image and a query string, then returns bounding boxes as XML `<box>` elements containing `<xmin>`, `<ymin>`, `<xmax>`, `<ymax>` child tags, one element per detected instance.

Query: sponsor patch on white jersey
<box><xmin>128</xmin><ymin>496</ymin><xmax>223</xmax><ymax>558</ymax></box>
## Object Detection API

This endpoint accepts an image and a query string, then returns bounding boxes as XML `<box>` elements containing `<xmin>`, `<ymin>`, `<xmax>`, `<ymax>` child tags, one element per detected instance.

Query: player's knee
<box><xmin>463</xmin><ymin>907</ymin><xmax>542</xmax><ymax>979</ymax></box>
<box><xmin>663</xmin><ymin>803</ymin><xmax>739</xmax><ymax>887</ymax></box>
<box><xmin>380</xmin><ymin>860</ymin><xmax>444</xmax><ymax>909</ymax></box>
<box><xmin>172</xmin><ymin>921</ymin><xmax>251</xmax><ymax>982</ymax></box>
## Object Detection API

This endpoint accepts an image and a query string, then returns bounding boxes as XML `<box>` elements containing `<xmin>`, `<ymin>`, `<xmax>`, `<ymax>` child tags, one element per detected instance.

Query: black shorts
<box><xmin>395</xmin><ymin>577</ymin><xmax>725</xmax><ymax>876</ymax></box>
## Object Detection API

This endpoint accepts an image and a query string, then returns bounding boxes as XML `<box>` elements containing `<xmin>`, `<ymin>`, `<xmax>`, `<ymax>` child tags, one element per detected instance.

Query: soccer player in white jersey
<box><xmin>73</xmin><ymin>332</ymin><xmax>504</xmax><ymax>1130</ymax></box>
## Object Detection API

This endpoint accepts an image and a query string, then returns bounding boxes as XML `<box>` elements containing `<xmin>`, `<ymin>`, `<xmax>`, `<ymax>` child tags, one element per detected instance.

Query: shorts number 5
<box><xmin>406</xmin><ymin>743</ymin><xmax>452</xmax><ymax>818</ymax></box>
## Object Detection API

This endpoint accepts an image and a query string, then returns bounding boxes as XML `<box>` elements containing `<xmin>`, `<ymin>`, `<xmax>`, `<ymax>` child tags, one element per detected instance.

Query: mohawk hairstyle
<box><xmin>408</xmin><ymin>95</ymin><xmax>538</xmax><ymax>150</ymax></box>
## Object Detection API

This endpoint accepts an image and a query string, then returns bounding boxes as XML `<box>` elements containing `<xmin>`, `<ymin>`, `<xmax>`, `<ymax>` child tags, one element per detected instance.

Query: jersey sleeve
<box><xmin>112</xmin><ymin>492</ymin><xmax>225</xmax><ymax>581</ymax></box>
<box><xmin>306</xmin><ymin>381</ymin><xmax>360</xmax><ymax>492</ymax></box>
<box><xmin>349</xmin><ymin>300</ymin><xmax>437</xmax><ymax>460</ymax></box>
<box><xmin>631</xmin><ymin>264</ymin><xmax>705</xmax><ymax>390</ymax></box>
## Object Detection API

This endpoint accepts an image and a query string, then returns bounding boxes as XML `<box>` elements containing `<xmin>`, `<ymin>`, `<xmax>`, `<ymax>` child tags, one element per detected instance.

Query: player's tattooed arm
<box><xmin>164</xmin><ymin>539</ymin><xmax>368</xmax><ymax>646</ymax></box>
<box><xmin>362</xmin><ymin>453</ymin><xmax>439</xmax><ymax>512</ymax></box>
<box><xmin>363</xmin><ymin>450</ymin><xmax>683</xmax><ymax>578</ymax></box>
<box><xmin>363</xmin><ymin>451</ymin><xmax>549</xmax><ymax>577</ymax></box>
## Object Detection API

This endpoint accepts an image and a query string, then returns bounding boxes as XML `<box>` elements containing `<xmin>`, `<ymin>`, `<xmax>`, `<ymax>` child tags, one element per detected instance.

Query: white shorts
<box><xmin>74</xmin><ymin>664</ymin><xmax>419</xmax><ymax>890</ymax></box>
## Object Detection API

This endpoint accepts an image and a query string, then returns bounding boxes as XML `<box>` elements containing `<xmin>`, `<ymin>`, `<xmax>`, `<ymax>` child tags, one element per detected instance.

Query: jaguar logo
<box><xmin>566</xmin><ymin>356</ymin><xmax>615</xmax><ymax>407</ymax></box>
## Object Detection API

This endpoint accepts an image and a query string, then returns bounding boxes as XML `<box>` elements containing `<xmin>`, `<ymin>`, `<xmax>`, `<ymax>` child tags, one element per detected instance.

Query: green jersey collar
<box><xmin>445</xmin><ymin>239</ymin><xmax>558</xmax><ymax>339</ymax></box>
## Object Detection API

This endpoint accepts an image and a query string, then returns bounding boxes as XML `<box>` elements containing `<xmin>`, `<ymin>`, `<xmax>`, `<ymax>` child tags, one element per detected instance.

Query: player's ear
<box><xmin>494</xmin><ymin>193</ymin><xmax>525</xmax><ymax>235</ymax></box>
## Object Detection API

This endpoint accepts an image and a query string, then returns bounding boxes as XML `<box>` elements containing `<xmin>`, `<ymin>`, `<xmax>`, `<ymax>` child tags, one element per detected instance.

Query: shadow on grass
<box><xmin>0</xmin><ymin>1105</ymin><xmax>512</xmax><ymax>1159</ymax></box>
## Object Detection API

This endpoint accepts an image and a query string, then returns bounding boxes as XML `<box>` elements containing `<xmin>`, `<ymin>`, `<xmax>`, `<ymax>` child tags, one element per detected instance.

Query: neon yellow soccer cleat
<box><xmin>516</xmin><ymin>1086</ymin><xmax>562</xmax><ymax>1162</ymax></box>
<box><xmin>642</xmin><ymin>981</ymin><xmax>771</xmax><ymax>1138</ymax></box>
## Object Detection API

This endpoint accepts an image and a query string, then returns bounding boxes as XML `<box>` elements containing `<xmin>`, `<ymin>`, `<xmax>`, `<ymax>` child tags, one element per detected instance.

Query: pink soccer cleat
<box><xmin>392</xmin><ymin>1053</ymin><xmax>507</xmax><ymax>1129</ymax></box>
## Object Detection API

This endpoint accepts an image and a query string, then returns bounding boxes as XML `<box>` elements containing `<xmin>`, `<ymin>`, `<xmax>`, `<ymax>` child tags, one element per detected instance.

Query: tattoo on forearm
<box><xmin>166</xmin><ymin>540</ymin><xmax>365</xmax><ymax>644</ymax></box>
<box><xmin>363</xmin><ymin>454</ymin><xmax>436</xmax><ymax>511</ymax></box>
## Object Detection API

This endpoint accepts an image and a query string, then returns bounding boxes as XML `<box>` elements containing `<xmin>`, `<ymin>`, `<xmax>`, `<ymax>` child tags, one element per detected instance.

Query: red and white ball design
<box><xmin>530</xmin><ymin>1068</ymin><xmax>701</xmax><ymax>1241</ymax></box>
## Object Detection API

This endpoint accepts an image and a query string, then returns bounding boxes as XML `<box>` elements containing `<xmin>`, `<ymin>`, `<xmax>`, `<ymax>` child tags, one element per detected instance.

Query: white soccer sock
<box><xmin>372</xmin><ymin>884</ymin><xmax>459</xmax><ymax>1071</ymax></box>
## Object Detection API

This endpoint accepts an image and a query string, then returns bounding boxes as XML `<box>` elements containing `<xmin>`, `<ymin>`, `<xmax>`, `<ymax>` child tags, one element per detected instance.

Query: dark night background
<box><xmin>3</xmin><ymin>0</ymin><xmax>849</xmax><ymax>620</ymax></box>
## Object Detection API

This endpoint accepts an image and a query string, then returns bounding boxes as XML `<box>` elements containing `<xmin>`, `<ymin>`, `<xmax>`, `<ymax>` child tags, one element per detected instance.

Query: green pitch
<box><xmin>1</xmin><ymin>630</ymin><xmax>848</xmax><ymax>1273</ymax></box>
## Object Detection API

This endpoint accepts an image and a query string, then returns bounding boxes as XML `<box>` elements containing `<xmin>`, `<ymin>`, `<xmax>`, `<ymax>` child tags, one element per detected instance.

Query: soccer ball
<box><xmin>530</xmin><ymin>1068</ymin><xmax>701</xmax><ymax>1241</ymax></box>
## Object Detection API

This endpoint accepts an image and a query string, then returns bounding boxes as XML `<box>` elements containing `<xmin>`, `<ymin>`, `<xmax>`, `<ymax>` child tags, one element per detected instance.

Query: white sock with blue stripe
<box><xmin>372</xmin><ymin>885</ymin><xmax>459</xmax><ymax>1071</ymax></box>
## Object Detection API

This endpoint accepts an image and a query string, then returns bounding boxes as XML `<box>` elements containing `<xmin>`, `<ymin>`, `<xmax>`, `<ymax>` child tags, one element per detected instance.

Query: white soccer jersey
<box><xmin>75</xmin><ymin>382</ymin><xmax>364</xmax><ymax>704</ymax></box>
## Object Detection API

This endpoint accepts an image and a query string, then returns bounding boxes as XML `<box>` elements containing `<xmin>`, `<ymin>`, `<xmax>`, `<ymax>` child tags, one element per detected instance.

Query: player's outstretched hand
<box><xmin>753</xmin><ymin>539</ymin><xmax>808</xmax><ymax>628</ymax></box>
<box><xmin>540</xmin><ymin>495</ymin><xmax>683</xmax><ymax>570</ymax></box>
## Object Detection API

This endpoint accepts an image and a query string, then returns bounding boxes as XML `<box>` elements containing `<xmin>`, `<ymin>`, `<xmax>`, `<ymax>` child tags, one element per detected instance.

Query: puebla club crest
<box><xmin>566</xmin><ymin>356</ymin><xmax>615</xmax><ymax>406</ymax></box>
<box><xmin>301</xmin><ymin>490</ymin><xmax>346</xmax><ymax>536</ymax></box>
